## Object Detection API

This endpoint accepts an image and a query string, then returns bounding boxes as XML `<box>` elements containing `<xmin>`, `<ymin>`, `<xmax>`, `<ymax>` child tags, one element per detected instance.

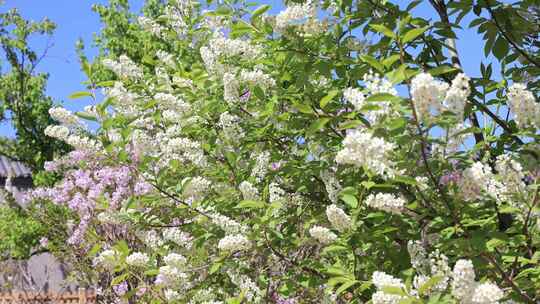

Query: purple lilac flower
<box><xmin>113</xmin><ymin>281</ymin><xmax>128</xmax><ymax>296</ymax></box>
<box><xmin>39</xmin><ymin>237</ymin><xmax>49</xmax><ymax>248</ymax></box>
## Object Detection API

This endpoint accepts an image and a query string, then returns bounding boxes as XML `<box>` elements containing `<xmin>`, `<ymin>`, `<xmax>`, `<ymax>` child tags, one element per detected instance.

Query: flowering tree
<box><xmin>25</xmin><ymin>0</ymin><xmax>540</xmax><ymax>303</ymax></box>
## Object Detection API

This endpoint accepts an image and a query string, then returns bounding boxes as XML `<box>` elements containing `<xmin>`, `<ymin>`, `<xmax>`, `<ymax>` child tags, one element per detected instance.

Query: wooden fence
<box><xmin>0</xmin><ymin>288</ymin><xmax>95</xmax><ymax>304</ymax></box>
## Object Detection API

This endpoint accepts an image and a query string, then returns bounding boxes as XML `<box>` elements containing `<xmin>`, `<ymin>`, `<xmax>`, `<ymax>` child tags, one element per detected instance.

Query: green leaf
<box><xmin>341</xmin><ymin>194</ymin><xmax>358</xmax><ymax>208</ymax></box>
<box><xmin>429</xmin><ymin>65</ymin><xmax>457</xmax><ymax>76</ymax></box>
<box><xmin>364</xmin><ymin>93</ymin><xmax>402</xmax><ymax>103</ymax></box>
<box><xmin>370</xmin><ymin>24</ymin><xmax>395</xmax><ymax>39</ymax></box>
<box><xmin>209</xmin><ymin>261</ymin><xmax>223</xmax><ymax>274</ymax></box>
<box><xmin>235</xmin><ymin>200</ymin><xmax>266</xmax><ymax>209</ymax></box>
<box><xmin>293</xmin><ymin>103</ymin><xmax>314</xmax><ymax>114</ymax></box>
<box><xmin>336</xmin><ymin>280</ymin><xmax>359</xmax><ymax>295</ymax></box>
<box><xmin>322</xmin><ymin>245</ymin><xmax>349</xmax><ymax>255</ymax></box>
<box><xmin>215</xmin><ymin>5</ymin><xmax>232</xmax><ymax>16</ymax></box>
<box><xmin>360</xmin><ymin>55</ymin><xmax>384</xmax><ymax>73</ymax></box>
<box><xmin>401</xmin><ymin>26</ymin><xmax>429</xmax><ymax>44</ymax></box>
<box><xmin>69</xmin><ymin>91</ymin><xmax>92</xmax><ymax>99</ymax></box>
<box><xmin>75</xmin><ymin>111</ymin><xmax>97</xmax><ymax>122</ymax></box>
<box><xmin>381</xmin><ymin>286</ymin><xmax>407</xmax><ymax>296</ymax></box>
<box><xmin>338</xmin><ymin>119</ymin><xmax>367</xmax><ymax>130</ymax></box>
<box><xmin>493</xmin><ymin>36</ymin><xmax>508</xmax><ymax>60</ymax></box>
<box><xmin>393</xmin><ymin>175</ymin><xmax>418</xmax><ymax>186</ymax></box>
<box><xmin>307</xmin><ymin>117</ymin><xmax>330</xmax><ymax>135</ymax></box>
<box><xmin>382</xmin><ymin>54</ymin><xmax>401</xmax><ymax>68</ymax></box>
<box><xmin>251</xmin><ymin>4</ymin><xmax>270</xmax><ymax>23</ymax></box>
<box><xmin>418</xmin><ymin>275</ymin><xmax>443</xmax><ymax>296</ymax></box>
<box><xmin>320</xmin><ymin>90</ymin><xmax>339</xmax><ymax>109</ymax></box>
<box><xmin>111</xmin><ymin>273</ymin><xmax>129</xmax><ymax>285</ymax></box>
<box><xmin>232</xmin><ymin>20</ymin><xmax>256</xmax><ymax>37</ymax></box>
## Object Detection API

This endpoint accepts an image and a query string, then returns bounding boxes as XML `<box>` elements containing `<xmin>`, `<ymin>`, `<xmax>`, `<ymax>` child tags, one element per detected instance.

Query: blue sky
<box><xmin>0</xmin><ymin>1</ymin><xmax>499</xmax><ymax>138</ymax></box>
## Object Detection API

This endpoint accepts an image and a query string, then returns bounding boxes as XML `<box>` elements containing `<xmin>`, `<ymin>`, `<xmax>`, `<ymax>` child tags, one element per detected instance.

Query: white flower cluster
<box><xmin>269</xmin><ymin>182</ymin><xmax>285</xmax><ymax>203</ymax></box>
<box><xmin>495</xmin><ymin>154</ymin><xmax>526</xmax><ymax>204</ymax></box>
<box><xmin>343</xmin><ymin>71</ymin><xmax>398</xmax><ymax>123</ymax></box>
<box><xmin>250</xmin><ymin>151</ymin><xmax>270</xmax><ymax>182</ymax></box>
<box><xmin>217</xmin><ymin>234</ymin><xmax>251</xmax><ymax>251</ymax></box>
<box><xmin>372</xmin><ymin>253</ymin><xmax>504</xmax><ymax>304</ymax></box>
<box><xmin>144</xmin><ymin>230</ymin><xmax>165</xmax><ymax>249</ymax></box>
<box><xmin>325</xmin><ymin>204</ymin><xmax>351</xmax><ymax>232</ymax></box>
<box><xmin>201</xmin><ymin>33</ymin><xmax>262</xmax><ymax>74</ymax></box>
<box><xmin>155</xmin><ymin>265</ymin><xmax>188</xmax><ymax>287</ymax></box>
<box><xmin>65</xmin><ymin>134</ymin><xmax>103</xmax><ymax>152</ymax></box>
<box><xmin>156</xmin><ymin>50</ymin><xmax>175</xmax><ymax>66</ymax></box>
<box><xmin>155</xmin><ymin>92</ymin><xmax>191</xmax><ymax>120</ymax></box>
<box><xmin>126</xmin><ymin>252</ymin><xmax>150</xmax><ymax>267</ymax></box>
<box><xmin>138</xmin><ymin>16</ymin><xmax>164</xmax><ymax>36</ymax></box>
<box><xmin>239</xmin><ymin>181</ymin><xmax>260</xmax><ymax>201</ymax></box>
<box><xmin>451</xmin><ymin>260</ymin><xmax>504</xmax><ymax>304</ymax></box>
<box><xmin>343</xmin><ymin>87</ymin><xmax>365</xmax><ymax>111</ymax></box>
<box><xmin>162</xmin><ymin>137</ymin><xmax>207</xmax><ymax>167</ymax></box>
<box><xmin>371</xmin><ymin>271</ymin><xmax>407</xmax><ymax>304</ymax></box>
<box><xmin>458</xmin><ymin>162</ymin><xmax>504</xmax><ymax>202</ymax></box>
<box><xmin>320</xmin><ymin>170</ymin><xmax>341</xmax><ymax>203</ymax></box>
<box><xmin>443</xmin><ymin>73</ymin><xmax>471</xmax><ymax>119</ymax></box>
<box><xmin>182</xmin><ymin>176</ymin><xmax>211</xmax><ymax>204</ymax></box>
<box><xmin>163</xmin><ymin>228</ymin><xmax>193</xmax><ymax>249</ymax></box>
<box><xmin>227</xmin><ymin>270</ymin><xmax>263</xmax><ymax>302</ymax></box>
<box><xmin>44</xmin><ymin>125</ymin><xmax>70</xmax><ymax>141</ymax></box>
<box><xmin>103</xmin><ymin>54</ymin><xmax>143</xmax><ymax>79</ymax></box>
<box><xmin>211</xmin><ymin>213</ymin><xmax>247</xmax><ymax>234</ymax></box>
<box><xmin>275</xmin><ymin>3</ymin><xmax>313</xmax><ymax>32</ymax></box>
<box><xmin>93</xmin><ymin>249</ymin><xmax>119</xmax><ymax>270</ymax></box>
<box><xmin>336</xmin><ymin>129</ymin><xmax>396</xmax><ymax>178</ymax></box>
<box><xmin>239</xmin><ymin>69</ymin><xmax>276</xmax><ymax>89</ymax></box>
<box><xmin>411</xmin><ymin>73</ymin><xmax>470</xmax><ymax>121</ymax></box>
<box><xmin>507</xmin><ymin>83</ymin><xmax>539</xmax><ymax>129</ymax></box>
<box><xmin>364</xmin><ymin>193</ymin><xmax>405</xmax><ymax>214</ymax></box>
<box><xmin>223</xmin><ymin>72</ymin><xmax>240</xmax><ymax>104</ymax></box>
<box><xmin>309</xmin><ymin>225</ymin><xmax>337</xmax><ymax>244</ymax></box>
<box><xmin>104</xmin><ymin>82</ymin><xmax>139</xmax><ymax>111</ymax></box>
<box><xmin>164</xmin><ymin>253</ymin><xmax>187</xmax><ymax>268</ymax></box>
<box><xmin>49</xmin><ymin>107</ymin><xmax>80</xmax><ymax>126</ymax></box>
<box><xmin>218</xmin><ymin>111</ymin><xmax>245</xmax><ymax>140</ymax></box>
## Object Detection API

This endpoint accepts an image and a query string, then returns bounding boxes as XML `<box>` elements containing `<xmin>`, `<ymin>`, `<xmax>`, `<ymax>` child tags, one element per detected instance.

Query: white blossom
<box><xmin>411</xmin><ymin>72</ymin><xmax>449</xmax><ymax>120</ymax></box>
<box><xmin>250</xmin><ymin>151</ymin><xmax>270</xmax><ymax>182</ymax></box>
<box><xmin>239</xmin><ymin>69</ymin><xmax>276</xmax><ymax>89</ymax></box>
<box><xmin>364</xmin><ymin>193</ymin><xmax>405</xmax><ymax>214</ymax></box>
<box><xmin>336</xmin><ymin>129</ymin><xmax>396</xmax><ymax>178</ymax></box>
<box><xmin>471</xmin><ymin>282</ymin><xmax>504</xmax><ymax>304</ymax></box>
<box><xmin>451</xmin><ymin>259</ymin><xmax>476</xmax><ymax>301</ymax></box>
<box><xmin>325</xmin><ymin>204</ymin><xmax>351</xmax><ymax>232</ymax></box>
<box><xmin>49</xmin><ymin>107</ymin><xmax>80</xmax><ymax>126</ymax></box>
<box><xmin>371</xmin><ymin>271</ymin><xmax>407</xmax><ymax>304</ymax></box>
<box><xmin>239</xmin><ymin>181</ymin><xmax>260</xmax><ymax>201</ymax></box>
<box><xmin>94</xmin><ymin>249</ymin><xmax>119</xmax><ymax>270</ymax></box>
<box><xmin>102</xmin><ymin>54</ymin><xmax>143</xmax><ymax>79</ymax></box>
<box><xmin>223</xmin><ymin>73</ymin><xmax>240</xmax><ymax>104</ymax></box>
<box><xmin>218</xmin><ymin>234</ymin><xmax>251</xmax><ymax>251</ymax></box>
<box><xmin>309</xmin><ymin>225</ymin><xmax>337</xmax><ymax>244</ymax></box>
<box><xmin>320</xmin><ymin>170</ymin><xmax>341</xmax><ymax>203</ymax></box>
<box><xmin>507</xmin><ymin>83</ymin><xmax>539</xmax><ymax>129</ymax></box>
<box><xmin>219</xmin><ymin>111</ymin><xmax>245</xmax><ymax>139</ymax></box>
<box><xmin>443</xmin><ymin>73</ymin><xmax>470</xmax><ymax>119</ymax></box>
<box><xmin>44</xmin><ymin>125</ymin><xmax>70</xmax><ymax>140</ymax></box>
<box><xmin>163</xmin><ymin>228</ymin><xmax>193</xmax><ymax>249</ymax></box>
<box><xmin>164</xmin><ymin>253</ymin><xmax>187</xmax><ymax>268</ymax></box>
<box><xmin>275</xmin><ymin>3</ymin><xmax>312</xmax><ymax>32</ymax></box>
<box><xmin>269</xmin><ymin>182</ymin><xmax>285</xmax><ymax>203</ymax></box>
<box><xmin>126</xmin><ymin>252</ymin><xmax>150</xmax><ymax>267</ymax></box>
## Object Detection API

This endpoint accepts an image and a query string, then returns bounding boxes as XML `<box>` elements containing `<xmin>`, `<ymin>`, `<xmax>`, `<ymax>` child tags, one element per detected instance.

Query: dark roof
<box><xmin>0</xmin><ymin>155</ymin><xmax>31</xmax><ymax>177</ymax></box>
